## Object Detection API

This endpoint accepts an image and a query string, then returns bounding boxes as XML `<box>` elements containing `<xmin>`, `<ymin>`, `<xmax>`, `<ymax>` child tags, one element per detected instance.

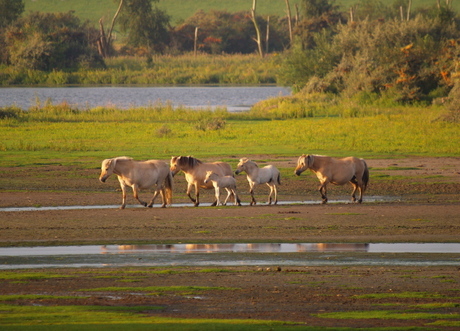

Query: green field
<box><xmin>1</xmin><ymin>102</ymin><xmax>458</xmax><ymax>168</ymax></box>
<box><xmin>24</xmin><ymin>0</ymin><xmax>459</xmax><ymax>25</ymax></box>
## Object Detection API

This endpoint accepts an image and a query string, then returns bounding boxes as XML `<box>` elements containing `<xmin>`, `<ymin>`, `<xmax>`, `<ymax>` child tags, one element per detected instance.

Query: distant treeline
<box><xmin>0</xmin><ymin>0</ymin><xmax>459</xmax><ymax>115</ymax></box>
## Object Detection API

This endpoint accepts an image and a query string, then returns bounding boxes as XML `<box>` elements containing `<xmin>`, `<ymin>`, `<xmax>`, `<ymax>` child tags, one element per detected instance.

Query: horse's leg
<box><xmin>132</xmin><ymin>184</ymin><xmax>147</xmax><ymax>207</ymax></box>
<box><xmin>233</xmin><ymin>189</ymin><xmax>241</xmax><ymax>206</ymax></box>
<box><xmin>118</xmin><ymin>180</ymin><xmax>128</xmax><ymax>209</ymax></box>
<box><xmin>159</xmin><ymin>189</ymin><xmax>167</xmax><ymax>208</ymax></box>
<box><xmin>214</xmin><ymin>186</ymin><xmax>221</xmax><ymax>206</ymax></box>
<box><xmin>223</xmin><ymin>188</ymin><xmax>232</xmax><ymax>206</ymax></box>
<box><xmin>147</xmin><ymin>189</ymin><xmax>160</xmax><ymax>208</ymax></box>
<box><xmin>249</xmin><ymin>183</ymin><xmax>256</xmax><ymax>206</ymax></box>
<box><xmin>194</xmin><ymin>184</ymin><xmax>201</xmax><ymax>207</ymax></box>
<box><xmin>273</xmin><ymin>184</ymin><xmax>278</xmax><ymax>205</ymax></box>
<box><xmin>349</xmin><ymin>177</ymin><xmax>359</xmax><ymax>203</ymax></box>
<box><xmin>319</xmin><ymin>182</ymin><xmax>328</xmax><ymax>204</ymax></box>
<box><xmin>186</xmin><ymin>182</ymin><xmax>197</xmax><ymax>205</ymax></box>
<box><xmin>266</xmin><ymin>183</ymin><xmax>273</xmax><ymax>205</ymax></box>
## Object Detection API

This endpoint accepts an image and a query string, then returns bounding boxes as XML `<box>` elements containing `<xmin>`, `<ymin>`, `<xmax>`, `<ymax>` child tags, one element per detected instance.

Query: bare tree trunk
<box><xmin>406</xmin><ymin>0</ymin><xmax>412</xmax><ymax>21</ymax></box>
<box><xmin>349</xmin><ymin>7</ymin><xmax>354</xmax><ymax>22</ymax></box>
<box><xmin>285</xmin><ymin>0</ymin><xmax>293</xmax><ymax>46</ymax></box>
<box><xmin>98</xmin><ymin>0</ymin><xmax>124</xmax><ymax>58</ymax></box>
<box><xmin>251</xmin><ymin>0</ymin><xmax>264</xmax><ymax>57</ymax></box>
<box><xmin>294</xmin><ymin>4</ymin><xmax>299</xmax><ymax>24</ymax></box>
<box><xmin>194</xmin><ymin>26</ymin><xmax>199</xmax><ymax>57</ymax></box>
<box><xmin>400</xmin><ymin>6</ymin><xmax>404</xmax><ymax>21</ymax></box>
<box><xmin>265</xmin><ymin>16</ymin><xmax>270</xmax><ymax>54</ymax></box>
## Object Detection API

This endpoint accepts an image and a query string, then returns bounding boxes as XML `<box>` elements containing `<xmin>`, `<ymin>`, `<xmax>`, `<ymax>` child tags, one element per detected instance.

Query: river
<box><xmin>0</xmin><ymin>86</ymin><xmax>291</xmax><ymax>111</ymax></box>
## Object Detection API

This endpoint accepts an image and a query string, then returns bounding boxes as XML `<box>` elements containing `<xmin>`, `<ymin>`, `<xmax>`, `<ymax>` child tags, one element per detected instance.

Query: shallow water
<box><xmin>1</xmin><ymin>243</ymin><xmax>458</xmax><ymax>270</ymax></box>
<box><xmin>0</xmin><ymin>86</ymin><xmax>291</xmax><ymax>111</ymax></box>
<box><xmin>0</xmin><ymin>196</ymin><xmax>398</xmax><ymax>212</ymax></box>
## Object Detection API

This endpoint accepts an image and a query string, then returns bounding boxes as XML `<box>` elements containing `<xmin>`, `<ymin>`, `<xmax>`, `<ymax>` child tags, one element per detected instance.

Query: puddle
<box><xmin>0</xmin><ymin>243</ymin><xmax>458</xmax><ymax>269</ymax></box>
<box><xmin>0</xmin><ymin>196</ymin><xmax>398</xmax><ymax>212</ymax></box>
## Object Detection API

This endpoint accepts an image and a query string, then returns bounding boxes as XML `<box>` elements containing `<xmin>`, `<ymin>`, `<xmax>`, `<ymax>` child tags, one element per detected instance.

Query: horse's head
<box><xmin>170</xmin><ymin>156</ymin><xmax>202</xmax><ymax>176</ymax></box>
<box><xmin>99</xmin><ymin>158</ymin><xmax>115</xmax><ymax>183</ymax></box>
<box><xmin>170</xmin><ymin>156</ymin><xmax>181</xmax><ymax>176</ymax></box>
<box><xmin>294</xmin><ymin>154</ymin><xmax>313</xmax><ymax>176</ymax></box>
<box><xmin>204</xmin><ymin>170</ymin><xmax>214</xmax><ymax>184</ymax></box>
<box><xmin>235</xmin><ymin>158</ymin><xmax>249</xmax><ymax>175</ymax></box>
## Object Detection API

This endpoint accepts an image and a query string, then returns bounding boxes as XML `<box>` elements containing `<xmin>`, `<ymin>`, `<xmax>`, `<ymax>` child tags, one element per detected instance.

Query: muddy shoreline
<box><xmin>1</xmin><ymin>157</ymin><xmax>459</xmax><ymax>328</ymax></box>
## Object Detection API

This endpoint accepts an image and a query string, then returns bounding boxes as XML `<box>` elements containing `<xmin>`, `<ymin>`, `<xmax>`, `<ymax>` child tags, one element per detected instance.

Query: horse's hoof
<box><xmin>194</xmin><ymin>203</ymin><xmax>200</xmax><ymax>207</ymax></box>
<box><xmin>147</xmin><ymin>204</ymin><xmax>153</xmax><ymax>208</ymax></box>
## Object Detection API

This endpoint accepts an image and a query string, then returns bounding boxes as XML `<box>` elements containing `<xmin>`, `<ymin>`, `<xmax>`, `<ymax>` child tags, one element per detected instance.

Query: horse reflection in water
<box><xmin>105</xmin><ymin>243</ymin><xmax>369</xmax><ymax>254</ymax></box>
<box><xmin>296</xmin><ymin>243</ymin><xmax>369</xmax><ymax>252</ymax></box>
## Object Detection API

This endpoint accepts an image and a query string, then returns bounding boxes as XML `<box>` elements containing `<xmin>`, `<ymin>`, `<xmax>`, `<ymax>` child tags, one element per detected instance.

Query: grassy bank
<box><xmin>0</xmin><ymin>101</ymin><xmax>458</xmax><ymax>168</ymax></box>
<box><xmin>0</xmin><ymin>54</ymin><xmax>279</xmax><ymax>86</ymax></box>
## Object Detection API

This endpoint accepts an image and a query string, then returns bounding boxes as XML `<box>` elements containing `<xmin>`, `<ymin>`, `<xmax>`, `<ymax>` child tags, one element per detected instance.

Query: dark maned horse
<box><xmin>294</xmin><ymin>154</ymin><xmax>369</xmax><ymax>204</ymax></box>
<box><xmin>170</xmin><ymin>156</ymin><xmax>239</xmax><ymax>207</ymax></box>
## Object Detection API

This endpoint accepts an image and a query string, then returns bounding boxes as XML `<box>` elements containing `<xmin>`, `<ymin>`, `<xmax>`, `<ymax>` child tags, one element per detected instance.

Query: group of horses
<box><xmin>99</xmin><ymin>155</ymin><xmax>369</xmax><ymax>209</ymax></box>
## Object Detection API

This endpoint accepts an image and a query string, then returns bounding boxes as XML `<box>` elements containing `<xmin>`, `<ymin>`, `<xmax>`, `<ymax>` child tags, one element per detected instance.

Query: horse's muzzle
<box><xmin>294</xmin><ymin>170</ymin><xmax>301</xmax><ymax>176</ymax></box>
<box><xmin>99</xmin><ymin>176</ymin><xmax>107</xmax><ymax>183</ymax></box>
<box><xmin>235</xmin><ymin>170</ymin><xmax>240</xmax><ymax>175</ymax></box>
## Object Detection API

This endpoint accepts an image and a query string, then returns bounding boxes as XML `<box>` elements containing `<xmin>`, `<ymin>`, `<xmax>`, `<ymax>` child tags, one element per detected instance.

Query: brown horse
<box><xmin>170</xmin><ymin>156</ymin><xmax>238</xmax><ymax>206</ymax></box>
<box><xmin>294</xmin><ymin>154</ymin><xmax>369</xmax><ymax>204</ymax></box>
<box><xmin>99</xmin><ymin>156</ymin><xmax>173</xmax><ymax>209</ymax></box>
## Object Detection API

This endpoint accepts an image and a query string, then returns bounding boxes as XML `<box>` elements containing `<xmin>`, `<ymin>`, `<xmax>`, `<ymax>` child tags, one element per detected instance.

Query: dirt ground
<box><xmin>0</xmin><ymin>156</ymin><xmax>459</xmax><ymax>328</ymax></box>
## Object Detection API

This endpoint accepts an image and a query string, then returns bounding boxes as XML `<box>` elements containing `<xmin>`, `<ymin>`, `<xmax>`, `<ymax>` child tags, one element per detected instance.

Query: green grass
<box><xmin>0</xmin><ymin>304</ymin><xmax>301</xmax><ymax>330</ymax></box>
<box><xmin>0</xmin><ymin>104</ymin><xmax>458</xmax><ymax>168</ymax></box>
<box><xmin>316</xmin><ymin>310</ymin><xmax>460</xmax><ymax>320</ymax></box>
<box><xmin>80</xmin><ymin>285</ymin><xmax>239</xmax><ymax>294</ymax></box>
<box><xmin>24</xmin><ymin>0</ymin><xmax>460</xmax><ymax>25</ymax></box>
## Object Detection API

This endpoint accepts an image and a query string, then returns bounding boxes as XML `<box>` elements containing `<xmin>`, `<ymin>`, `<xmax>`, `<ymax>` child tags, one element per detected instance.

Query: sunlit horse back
<box><xmin>170</xmin><ymin>156</ymin><xmax>235</xmax><ymax>206</ymax></box>
<box><xmin>294</xmin><ymin>154</ymin><xmax>369</xmax><ymax>204</ymax></box>
<box><xmin>99</xmin><ymin>156</ymin><xmax>173</xmax><ymax>209</ymax></box>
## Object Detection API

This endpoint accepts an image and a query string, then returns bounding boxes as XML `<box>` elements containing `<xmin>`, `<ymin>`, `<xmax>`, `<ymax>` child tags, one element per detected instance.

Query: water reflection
<box><xmin>0</xmin><ymin>86</ymin><xmax>291</xmax><ymax>111</ymax></box>
<box><xmin>1</xmin><ymin>243</ymin><xmax>459</xmax><ymax>269</ymax></box>
<box><xmin>105</xmin><ymin>243</ymin><xmax>370</xmax><ymax>254</ymax></box>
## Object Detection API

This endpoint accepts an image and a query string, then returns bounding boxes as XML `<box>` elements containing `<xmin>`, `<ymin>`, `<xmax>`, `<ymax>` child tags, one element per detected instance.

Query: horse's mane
<box><xmin>178</xmin><ymin>156</ymin><xmax>202</xmax><ymax>169</ymax></box>
<box><xmin>115</xmin><ymin>156</ymin><xmax>133</xmax><ymax>162</ymax></box>
<box><xmin>240</xmin><ymin>157</ymin><xmax>258</xmax><ymax>168</ymax></box>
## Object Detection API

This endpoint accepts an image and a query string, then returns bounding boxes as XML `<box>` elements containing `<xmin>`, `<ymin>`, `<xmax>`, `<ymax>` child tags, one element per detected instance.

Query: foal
<box><xmin>204</xmin><ymin>171</ymin><xmax>241</xmax><ymax>206</ymax></box>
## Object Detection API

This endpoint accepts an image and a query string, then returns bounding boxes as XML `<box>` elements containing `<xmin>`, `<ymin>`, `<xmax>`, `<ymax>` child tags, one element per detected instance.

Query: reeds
<box><xmin>0</xmin><ymin>54</ymin><xmax>279</xmax><ymax>86</ymax></box>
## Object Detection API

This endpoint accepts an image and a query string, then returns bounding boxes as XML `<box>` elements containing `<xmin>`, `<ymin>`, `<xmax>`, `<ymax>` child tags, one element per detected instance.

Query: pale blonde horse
<box><xmin>170</xmin><ymin>156</ymin><xmax>238</xmax><ymax>206</ymax></box>
<box><xmin>235</xmin><ymin>158</ymin><xmax>281</xmax><ymax>205</ymax></box>
<box><xmin>99</xmin><ymin>156</ymin><xmax>173</xmax><ymax>209</ymax></box>
<box><xmin>294</xmin><ymin>154</ymin><xmax>369</xmax><ymax>204</ymax></box>
<box><xmin>204</xmin><ymin>171</ymin><xmax>241</xmax><ymax>206</ymax></box>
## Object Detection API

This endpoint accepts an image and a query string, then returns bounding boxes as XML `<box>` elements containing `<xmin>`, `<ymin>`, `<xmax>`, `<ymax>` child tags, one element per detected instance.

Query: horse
<box><xmin>204</xmin><ymin>171</ymin><xmax>241</xmax><ymax>206</ymax></box>
<box><xmin>235</xmin><ymin>158</ymin><xmax>281</xmax><ymax>205</ymax></box>
<box><xmin>294</xmin><ymin>154</ymin><xmax>369</xmax><ymax>204</ymax></box>
<box><xmin>99</xmin><ymin>156</ymin><xmax>173</xmax><ymax>209</ymax></box>
<box><xmin>170</xmin><ymin>156</ymin><xmax>239</xmax><ymax>207</ymax></box>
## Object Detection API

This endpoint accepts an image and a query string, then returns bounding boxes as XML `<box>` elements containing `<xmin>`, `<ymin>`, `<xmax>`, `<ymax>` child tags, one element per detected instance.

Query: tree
<box><xmin>5</xmin><ymin>11</ymin><xmax>104</xmax><ymax>70</ymax></box>
<box><xmin>301</xmin><ymin>0</ymin><xmax>336</xmax><ymax>19</ymax></box>
<box><xmin>0</xmin><ymin>0</ymin><xmax>24</xmax><ymax>28</ymax></box>
<box><xmin>117</xmin><ymin>0</ymin><xmax>170</xmax><ymax>53</ymax></box>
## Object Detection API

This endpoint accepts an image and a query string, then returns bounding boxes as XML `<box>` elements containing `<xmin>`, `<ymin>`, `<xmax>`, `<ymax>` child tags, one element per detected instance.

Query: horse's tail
<box><xmin>276</xmin><ymin>172</ymin><xmax>281</xmax><ymax>185</ymax></box>
<box><xmin>362</xmin><ymin>160</ymin><xmax>369</xmax><ymax>192</ymax></box>
<box><xmin>163</xmin><ymin>171</ymin><xmax>173</xmax><ymax>205</ymax></box>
